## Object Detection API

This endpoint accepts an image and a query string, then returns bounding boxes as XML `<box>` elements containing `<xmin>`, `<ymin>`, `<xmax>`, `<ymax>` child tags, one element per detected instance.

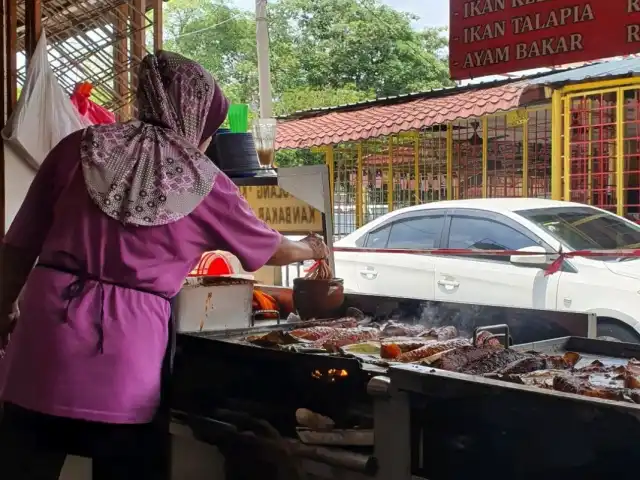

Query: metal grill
<box><xmin>325</xmin><ymin>109</ymin><xmax>553</xmax><ymax>239</ymax></box>
<box><xmin>564</xmin><ymin>91</ymin><xmax>618</xmax><ymax>212</ymax></box>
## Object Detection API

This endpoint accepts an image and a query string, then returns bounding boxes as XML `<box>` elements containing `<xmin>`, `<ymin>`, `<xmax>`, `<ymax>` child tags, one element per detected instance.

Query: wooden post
<box><xmin>0</xmin><ymin>0</ymin><xmax>6</xmax><ymax>238</ymax></box>
<box><xmin>5</xmin><ymin>0</ymin><xmax>17</xmax><ymax>116</ymax></box>
<box><xmin>153</xmin><ymin>0</ymin><xmax>163</xmax><ymax>53</ymax></box>
<box><xmin>114</xmin><ymin>4</ymin><xmax>130</xmax><ymax>121</ymax></box>
<box><xmin>130</xmin><ymin>0</ymin><xmax>146</xmax><ymax>117</ymax></box>
<box><xmin>25</xmin><ymin>0</ymin><xmax>42</xmax><ymax>65</ymax></box>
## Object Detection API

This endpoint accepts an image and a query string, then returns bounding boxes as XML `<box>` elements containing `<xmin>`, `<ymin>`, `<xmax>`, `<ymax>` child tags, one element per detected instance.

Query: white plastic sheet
<box><xmin>2</xmin><ymin>31</ymin><xmax>91</xmax><ymax>169</ymax></box>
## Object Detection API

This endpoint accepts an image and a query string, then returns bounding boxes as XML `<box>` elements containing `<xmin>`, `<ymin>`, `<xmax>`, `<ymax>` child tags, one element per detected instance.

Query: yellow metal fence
<box><xmin>325</xmin><ymin>107</ymin><xmax>553</xmax><ymax>238</ymax></box>
<box><xmin>561</xmin><ymin>83</ymin><xmax>640</xmax><ymax>220</ymax></box>
<box><xmin>313</xmin><ymin>79</ymin><xmax>640</xmax><ymax>239</ymax></box>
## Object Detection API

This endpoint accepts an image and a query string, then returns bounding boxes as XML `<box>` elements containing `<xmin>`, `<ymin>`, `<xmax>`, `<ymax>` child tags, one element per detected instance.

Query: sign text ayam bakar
<box><xmin>449</xmin><ymin>0</ymin><xmax>640</xmax><ymax>80</ymax></box>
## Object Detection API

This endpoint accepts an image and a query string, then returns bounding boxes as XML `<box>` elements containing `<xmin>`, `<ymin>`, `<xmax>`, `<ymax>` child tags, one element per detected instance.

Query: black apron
<box><xmin>36</xmin><ymin>253</ymin><xmax>176</xmax><ymax>477</ymax></box>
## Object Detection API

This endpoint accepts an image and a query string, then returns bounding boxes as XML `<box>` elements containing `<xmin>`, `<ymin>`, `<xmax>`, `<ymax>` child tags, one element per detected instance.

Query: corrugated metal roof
<box><xmin>530</xmin><ymin>57</ymin><xmax>640</xmax><ymax>86</ymax></box>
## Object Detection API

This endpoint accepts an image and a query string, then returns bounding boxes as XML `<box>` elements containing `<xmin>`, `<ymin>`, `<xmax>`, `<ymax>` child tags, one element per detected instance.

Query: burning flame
<box><xmin>311</xmin><ymin>369</ymin><xmax>349</xmax><ymax>381</ymax></box>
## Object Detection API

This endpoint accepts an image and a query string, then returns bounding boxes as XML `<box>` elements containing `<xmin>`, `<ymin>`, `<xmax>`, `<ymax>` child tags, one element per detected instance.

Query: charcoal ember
<box><xmin>398</xmin><ymin>338</ymin><xmax>471</xmax><ymax>363</ymax></box>
<box><xmin>433</xmin><ymin>345</ymin><xmax>501</xmax><ymax>371</ymax></box>
<box><xmin>381</xmin><ymin>322</ymin><xmax>426</xmax><ymax>337</ymax></box>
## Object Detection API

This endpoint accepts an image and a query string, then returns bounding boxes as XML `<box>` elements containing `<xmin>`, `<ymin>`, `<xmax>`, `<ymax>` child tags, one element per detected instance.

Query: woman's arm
<box><xmin>266</xmin><ymin>236</ymin><xmax>327</xmax><ymax>266</ymax></box>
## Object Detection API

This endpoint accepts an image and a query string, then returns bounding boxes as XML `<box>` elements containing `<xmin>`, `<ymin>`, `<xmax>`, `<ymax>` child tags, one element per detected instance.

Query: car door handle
<box><xmin>359</xmin><ymin>268</ymin><xmax>378</xmax><ymax>280</ymax></box>
<box><xmin>438</xmin><ymin>279</ymin><xmax>460</xmax><ymax>289</ymax></box>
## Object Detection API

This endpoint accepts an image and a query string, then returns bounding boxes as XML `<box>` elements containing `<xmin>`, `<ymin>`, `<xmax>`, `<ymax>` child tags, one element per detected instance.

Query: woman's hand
<box><xmin>267</xmin><ymin>234</ymin><xmax>329</xmax><ymax>266</ymax></box>
<box><xmin>300</xmin><ymin>233</ymin><xmax>329</xmax><ymax>260</ymax></box>
<box><xmin>0</xmin><ymin>311</ymin><xmax>17</xmax><ymax>351</ymax></box>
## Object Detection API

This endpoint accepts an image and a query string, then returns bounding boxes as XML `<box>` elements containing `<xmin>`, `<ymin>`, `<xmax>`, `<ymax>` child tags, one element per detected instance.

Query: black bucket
<box><xmin>206</xmin><ymin>132</ymin><xmax>260</xmax><ymax>177</ymax></box>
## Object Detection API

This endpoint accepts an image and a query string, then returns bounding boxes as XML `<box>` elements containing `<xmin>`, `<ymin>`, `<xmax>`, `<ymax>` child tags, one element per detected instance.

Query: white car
<box><xmin>334</xmin><ymin>198</ymin><xmax>640</xmax><ymax>343</ymax></box>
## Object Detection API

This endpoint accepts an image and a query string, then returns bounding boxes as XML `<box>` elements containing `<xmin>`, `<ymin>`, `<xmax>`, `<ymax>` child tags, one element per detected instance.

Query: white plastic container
<box><xmin>175</xmin><ymin>277</ymin><xmax>254</xmax><ymax>332</ymax></box>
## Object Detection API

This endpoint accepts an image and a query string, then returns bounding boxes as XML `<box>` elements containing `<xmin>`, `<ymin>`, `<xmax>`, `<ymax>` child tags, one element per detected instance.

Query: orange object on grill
<box><xmin>253</xmin><ymin>290</ymin><xmax>279</xmax><ymax>319</ymax></box>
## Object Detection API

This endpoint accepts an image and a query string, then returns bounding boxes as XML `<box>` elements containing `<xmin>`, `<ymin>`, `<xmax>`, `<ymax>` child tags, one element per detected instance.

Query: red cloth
<box><xmin>70</xmin><ymin>83</ymin><xmax>115</xmax><ymax>125</ymax></box>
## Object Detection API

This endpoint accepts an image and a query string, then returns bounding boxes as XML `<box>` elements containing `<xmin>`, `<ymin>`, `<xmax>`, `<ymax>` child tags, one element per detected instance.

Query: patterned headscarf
<box><xmin>80</xmin><ymin>51</ymin><xmax>229</xmax><ymax>226</ymax></box>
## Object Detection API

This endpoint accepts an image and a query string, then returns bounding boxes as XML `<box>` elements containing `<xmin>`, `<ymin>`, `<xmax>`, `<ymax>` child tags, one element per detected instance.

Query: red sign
<box><xmin>449</xmin><ymin>0</ymin><xmax>640</xmax><ymax>80</ymax></box>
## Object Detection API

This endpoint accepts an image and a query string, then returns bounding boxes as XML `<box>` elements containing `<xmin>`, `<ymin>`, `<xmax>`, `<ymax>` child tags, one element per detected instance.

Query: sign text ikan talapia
<box><xmin>449</xmin><ymin>0</ymin><xmax>640</xmax><ymax>80</ymax></box>
<box><xmin>239</xmin><ymin>186</ymin><xmax>323</xmax><ymax>235</ymax></box>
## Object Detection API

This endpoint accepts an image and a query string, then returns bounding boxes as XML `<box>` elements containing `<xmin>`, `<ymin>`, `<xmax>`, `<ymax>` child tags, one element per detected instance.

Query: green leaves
<box><xmin>164</xmin><ymin>0</ymin><xmax>454</xmax><ymax>164</ymax></box>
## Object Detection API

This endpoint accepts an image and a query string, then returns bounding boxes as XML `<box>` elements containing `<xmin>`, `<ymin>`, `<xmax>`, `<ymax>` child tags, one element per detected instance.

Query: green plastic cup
<box><xmin>227</xmin><ymin>104</ymin><xmax>249</xmax><ymax>133</ymax></box>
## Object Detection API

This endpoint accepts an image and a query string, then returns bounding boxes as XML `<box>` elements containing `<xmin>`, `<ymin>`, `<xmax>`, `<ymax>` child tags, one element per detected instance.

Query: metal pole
<box><xmin>255</xmin><ymin>0</ymin><xmax>273</xmax><ymax>118</ymax></box>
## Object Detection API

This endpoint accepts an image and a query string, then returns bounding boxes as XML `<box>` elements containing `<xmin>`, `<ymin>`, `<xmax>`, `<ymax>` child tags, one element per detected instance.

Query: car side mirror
<box><xmin>510</xmin><ymin>245</ymin><xmax>550</xmax><ymax>267</ymax></box>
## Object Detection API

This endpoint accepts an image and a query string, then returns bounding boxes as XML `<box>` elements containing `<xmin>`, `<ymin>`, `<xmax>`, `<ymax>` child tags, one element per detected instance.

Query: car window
<box><xmin>519</xmin><ymin>206</ymin><xmax>640</xmax><ymax>251</ymax></box>
<box><xmin>448</xmin><ymin>216</ymin><xmax>537</xmax><ymax>259</ymax></box>
<box><xmin>365</xmin><ymin>224</ymin><xmax>391</xmax><ymax>248</ymax></box>
<box><xmin>387</xmin><ymin>216</ymin><xmax>444</xmax><ymax>249</ymax></box>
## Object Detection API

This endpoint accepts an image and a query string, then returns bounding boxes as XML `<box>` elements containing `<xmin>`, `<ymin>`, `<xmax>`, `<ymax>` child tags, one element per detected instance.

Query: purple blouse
<box><xmin>0</xmin><ymin>131</ymin><xmax>282</xmax><ymax>423</ymax></box>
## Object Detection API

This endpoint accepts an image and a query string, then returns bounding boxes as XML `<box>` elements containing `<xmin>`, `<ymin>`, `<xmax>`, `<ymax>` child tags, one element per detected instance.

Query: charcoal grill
<box><xmin>171</xmin><ymin>293</ymin><xmax>599</xmax><ymax>479</ymax></box>
<box><xmin>375</xmin><ymin>334</ymin><xmax>640</xmax><ymax>480</ymax></box>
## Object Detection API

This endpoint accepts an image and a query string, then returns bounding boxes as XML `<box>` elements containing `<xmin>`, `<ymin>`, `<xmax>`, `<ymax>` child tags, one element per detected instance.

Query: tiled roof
<box><xmin>276</xmin><ymin>83</ymin><xmax>530</xmax><ymax>150</ymax></box>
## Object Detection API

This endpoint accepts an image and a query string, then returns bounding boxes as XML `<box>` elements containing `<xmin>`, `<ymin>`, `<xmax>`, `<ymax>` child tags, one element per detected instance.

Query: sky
<box><xmin>230</xmin><ymin>0</ymin><xmax>450</xmax><ymax>29</ymax></box>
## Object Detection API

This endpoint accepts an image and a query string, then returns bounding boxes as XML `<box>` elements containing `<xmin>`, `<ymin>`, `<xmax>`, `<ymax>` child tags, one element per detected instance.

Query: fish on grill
<box><xmin>247</xmin><ymin>330</ymin><xmax>301</xmax><ymax>347</ymax></box>
<box><xmin>380</xmin><ymin>338</ymin><xmax>438</xmax><ymax>359</ymax></box>
<box><xmin>381</xmin><ymin>322</ymin><xmax>427</xmax><ymax>337</ymax></box>
<box><xmin>425</xmin><ymin>326</ymin><xmax>459</xmax><ymax>341</ymax></box>
<box><xmin>381</xmin><ymin>322</ymin><xmax>459</xmax><ymax>339</ymax></box>
<box><xmin>474</xmin><ymin>330</ymin><xmax>503</xmax><ymax>347</ymax></box>
<box><xmin>320</xmin><ymin>328</ymin><xmax>380</xmax><ymax>352</ymax></box>
<box><xmin>461</xmin><ymin>348</ymin><xmax>528</xmax><ymax>375</ymax></box>
<box><xmin>303</xmin><ymin>317</ymin><xmax>360</xmax><ymax>329</ymax></box>
<box><xmin>432</xmin><ymin>345</ymin><xmax>502</xmax><ymax>371</ymax></box>
<box><xmin>397</xmin><ymin>338</ymin><xmax>471</xmax><ymax>363</ymax></box>
<box><xmin>290</xmin><ymin>326</ymin><xmax>337</xmax><ymax>342</ymax></box>
<box><xmin>551</xmin><ymin>375</ymin><xmax>630</xmax><ymax>401</ymax></box>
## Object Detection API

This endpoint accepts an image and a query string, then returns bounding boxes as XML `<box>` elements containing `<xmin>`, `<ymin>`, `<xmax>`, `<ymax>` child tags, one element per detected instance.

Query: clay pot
<box><xmin>292</xmin><ymin>278</ymin><xmax>345</xmax><ymax>320</ymax></box>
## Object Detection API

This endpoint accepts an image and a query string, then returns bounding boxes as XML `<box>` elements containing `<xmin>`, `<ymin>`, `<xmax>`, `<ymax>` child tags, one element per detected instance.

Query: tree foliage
<box><xmin>164</xmin><ymin>0</ymin><xmax>453</xmax><ymax>165</ymax></box>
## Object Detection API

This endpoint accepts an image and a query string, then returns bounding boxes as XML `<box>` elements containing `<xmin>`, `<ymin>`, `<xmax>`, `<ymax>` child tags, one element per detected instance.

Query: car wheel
<box><xmin>597</xmin><ymin>320</ymin><xmax>640</xmax><ymax>343</ymax></box>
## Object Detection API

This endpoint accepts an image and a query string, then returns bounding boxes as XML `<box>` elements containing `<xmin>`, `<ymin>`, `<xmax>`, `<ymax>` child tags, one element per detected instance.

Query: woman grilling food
<box><xmin>0</xmin><ymin>51</ymin><xmax>328</xmax><ymax>479</ymax></box>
